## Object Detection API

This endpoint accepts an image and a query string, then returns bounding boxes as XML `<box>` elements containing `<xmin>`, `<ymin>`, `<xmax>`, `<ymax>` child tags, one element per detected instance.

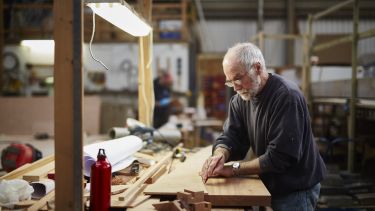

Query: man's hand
<box><xmin>199</xmin><ymin>148</ymin><xmax>230</xmax><ymax>183</ymax></box>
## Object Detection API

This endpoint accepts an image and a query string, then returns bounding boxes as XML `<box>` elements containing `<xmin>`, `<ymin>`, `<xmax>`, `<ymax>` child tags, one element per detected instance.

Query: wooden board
<box><xmin>144</xmin><ymin>147</ymin><xmax>209</xmax><ymax>195</ymax></box>
<box><xmin>23</xmin><ymin>161</ymin><xmax>55</xmax><ymax>182</ymax></box>
<box><xmin>205</xmin><ymin>176</ymin><xmax>271</xmax><ymax>207</ymax></box>
<box><xmin>144</xmin><ymin>146</ymin><xmax>271</xmax><ymax>207</ymax></box>
<box><xmin>0</xmin><ymin>155</ymin><xmax>54</xmax><ymax>180</ymax></box>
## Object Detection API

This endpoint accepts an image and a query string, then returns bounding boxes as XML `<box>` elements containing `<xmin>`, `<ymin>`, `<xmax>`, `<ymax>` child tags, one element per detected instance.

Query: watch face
<box><xmin>233</xmin><ymin>162</ymin><xmax>240</xmax><ymax>169</ymax></box>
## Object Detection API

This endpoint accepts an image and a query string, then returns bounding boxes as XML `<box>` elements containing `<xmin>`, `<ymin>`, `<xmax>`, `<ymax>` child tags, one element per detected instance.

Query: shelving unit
<box><xmin>2</xmin><ymin>1</ymin><xmax>190</xmax><ymax>43</ymax></box>
<box><xmin>2</xmin><ymin>2</ymin><xmax>53</xmax><ymax>42</ymax></box>
<box><xmin>305</xmin><ymin>0</ymin><xmax>375</xmax><ymax>172</ymax></box>
<box><xmin>197</xmin><ymin>54</ymin><xmax>227</xmax><ymax>121</ymax></box>
<box><xmin>83</xmin><ymin>0</ymin><xmax>190</xmax><ymax>43</ymax></box>
<box><xmin>152</xmin><ymin>0</ymin><xmax>188</xmax><ymax>42</ymax></box>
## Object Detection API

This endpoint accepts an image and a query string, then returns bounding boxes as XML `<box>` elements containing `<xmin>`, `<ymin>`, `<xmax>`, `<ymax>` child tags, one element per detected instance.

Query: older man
<box><xmin>199</xmin><ymin>42</ymin><xmax>326</xmax><ymax>210</ymax></box>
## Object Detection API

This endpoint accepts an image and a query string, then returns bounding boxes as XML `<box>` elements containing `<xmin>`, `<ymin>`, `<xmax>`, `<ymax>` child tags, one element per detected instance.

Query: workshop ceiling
<box><xmin>177</xmin><ymin>0</ymin><xmax>375</xmax><ymax>20</ymax></box>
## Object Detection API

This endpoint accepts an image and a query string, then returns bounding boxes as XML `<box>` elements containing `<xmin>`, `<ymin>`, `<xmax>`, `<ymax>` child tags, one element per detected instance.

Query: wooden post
<box><xmin>348</xmin><ymin>0</ymin><xmax>359</xmax><ymax>173</ymax></box>
<box><xmin>0</xmin><ymin>0</ymin><xmax>3</xmax><ymax>92</ymax></box>
<box><xmin>286</xmin><ymin>0</ymin><xmax>296</xmax><ymax>65</ymax></box>
<box><xmin>301</xmin><ymin>34</ymin><xmax>308</xmax><ymax>98</ymax></box>
<box><xmin>181</xmin><ymin>0</ymin><xmax>187</xmax><ymax>41</ymax></box>
<box><xmin>258</xmin><ymin>31</ymin><xmax>264</xmax><ymax>53</ymax></box>
<box><xmin>257</xmin><ymin>0</ymin><xmax>264</xmax><ymax>52</ymax></box>
<box><xmin>306</xmin><ymin>14</ymin><xmax>313</xmax><ymax>111</ymax></box>
<box><xmin>138</xmin><ymin>0</ymin><xmax>154</xmax><ymax>126</ymax></box>
<box><xmin>53</xmin><ymin>0</ymin><xmax>83</xmax><ymax>209</ymax></box>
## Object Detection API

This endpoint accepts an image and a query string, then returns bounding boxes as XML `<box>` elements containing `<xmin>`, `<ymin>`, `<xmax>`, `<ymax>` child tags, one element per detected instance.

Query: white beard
<box><xmin>238</xmin><ymin>72</ymin><xmax>261</xmax><ymax>101</ymax></box>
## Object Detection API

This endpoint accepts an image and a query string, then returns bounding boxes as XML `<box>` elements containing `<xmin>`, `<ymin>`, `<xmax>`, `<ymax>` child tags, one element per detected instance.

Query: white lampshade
<box><xmin>87</xmin><ymin>3</ymin><xmax>152</xmax><ymax>37</ymax></box>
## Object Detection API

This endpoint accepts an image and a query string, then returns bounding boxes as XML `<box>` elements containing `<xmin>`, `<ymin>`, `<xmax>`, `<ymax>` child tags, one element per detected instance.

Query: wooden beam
<box><xmin>264</xmin><ymin>33</ymin><xmax>302</xmax><ymax>40</ymax></box>
<box><xmin>348</xmin><ymin>0</ymin><xmax>359</xmax><ymax>173</ymax></box>
<box><xmin>301</xmin><ymin>34</ymin><xmax>309</xmax><ymax>99</ymax></box>
<box><xmin>306</xmin><ymin>15</ymin><xmax>313</xmax><ymax>111</ymax></box>
<box><xmin>118</xmin><ymin>152</ymin><xmax>173</xmax><ymax>204</ymax></box>
<box><xmin>0</xmin><ymin>155</ymin><xmax>54</xmax><ymax>180</ymax></box>
<box><xmin>286</xmin><ymin>0</ymin><xmax>296</xmax><ymax>65</ymax></box>
<box><xmin>145</xmin><ymin>164</ymin><xmax>167</xmax><ymax>184</ymax></box>
<box><xmin>53</xmin><ymin>0</ymin><xmax>83</xmax><ymax>210</ymax></box>
<box><xmin>138</xmin><ymin>0</ymin><xmax>154</xmax><ymax>126</ymax></box>
<box><xmin>313</xmin><ymin>28</ymin><xmax>375</xmax><ymax>52</ymax></box>
<box><xmin>26</xmin><ymin>190</ymin><xmax>55</xmax><ymax>211</ymax></box>
<box><xmin>312</xmin><ymin>0</ymin><xmax>354</xmax><ymax>20</ymax></box>
<box><xmin>0</xmin><ymin>0</ymin><xmax>3</xmax><ymax>93</ymax></box>
<box><xmin>23</xmin><ymin>161</ymin><xmax>55</xmax><ymax>182</ymax></box>
<box><xmin>258</xmin><ymin>31</ymin><xmax>264</xmax><ymax>52</ymax></box>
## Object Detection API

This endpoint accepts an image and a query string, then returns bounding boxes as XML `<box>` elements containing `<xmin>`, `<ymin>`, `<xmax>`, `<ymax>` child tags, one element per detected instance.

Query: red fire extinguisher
<box><xmin>90</xmin><ymin>148</ymin><xmax>111</xmax><ymax>211</ymax></box>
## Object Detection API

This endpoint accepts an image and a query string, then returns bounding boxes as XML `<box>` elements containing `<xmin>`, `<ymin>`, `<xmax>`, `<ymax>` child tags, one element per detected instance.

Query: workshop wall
<box><xmin>3</xmin><ymin>43</ymin><xmax>189</xmax><ymax>93</ymax></box>
<box><xmin>196</xmin><ymin>20</ymin><xmax>375</xmax><ymax>67</ymax></box>
<box><xmin>83</xmin><ymin>43</ymin><xmax>189</xmax><ymax>93</ymax></box>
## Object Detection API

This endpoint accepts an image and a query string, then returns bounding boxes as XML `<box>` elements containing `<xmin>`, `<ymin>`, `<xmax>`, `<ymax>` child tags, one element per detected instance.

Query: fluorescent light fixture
<box><xmin>87</xmin><ymin>3</ymin><xmax>152</xmax><ymax>37</ymax></box>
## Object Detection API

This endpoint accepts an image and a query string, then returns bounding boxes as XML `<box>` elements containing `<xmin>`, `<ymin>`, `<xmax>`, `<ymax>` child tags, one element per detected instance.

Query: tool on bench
<box><xmin>173</xmin><ymin>147</ymin><xmax>187</xmax><ymax>162</ymax></box>
<box><xmin>1</xmin><ymin>143</ymin><xmax>42</xmax><ymax>172</ymax></box>
<box><xmin>109</xmin><ymin>118</ymin><xmax>182</xmax><ymax>146</ymax></box>
<box><xmin>130</xmin><ymin>160</ymin><xmax>140</xmax><ymax>175</ymax></box>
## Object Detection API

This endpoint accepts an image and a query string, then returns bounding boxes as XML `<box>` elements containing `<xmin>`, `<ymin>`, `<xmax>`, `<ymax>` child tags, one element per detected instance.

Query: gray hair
<box><xmin>225</xmin><ymin>42</ymin><xmax>266</xmax><ymax>73</ymax></box>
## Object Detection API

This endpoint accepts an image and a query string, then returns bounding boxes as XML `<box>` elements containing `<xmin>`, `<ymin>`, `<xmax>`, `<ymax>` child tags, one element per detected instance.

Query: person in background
<box><xmin>199</xmin><ymin>42</ymin><xmax>326</xmax><ymax>211</ymax></box>
<box><xmin>153</xmin><ymin>71</ymin><xmax>173</xmax><ymax>129</ymax></box>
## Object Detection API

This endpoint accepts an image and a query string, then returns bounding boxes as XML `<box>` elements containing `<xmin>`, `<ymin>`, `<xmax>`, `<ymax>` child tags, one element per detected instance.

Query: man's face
<box><xmin>223</xmin><ymin>58</ymin><xmax>261</xmax><ymax>101</ymax></box>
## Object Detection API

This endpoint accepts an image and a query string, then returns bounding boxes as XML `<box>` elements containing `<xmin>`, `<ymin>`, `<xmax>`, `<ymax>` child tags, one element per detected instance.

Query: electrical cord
<box><xmin>89</xmin><ymin>11</ymin><xmax>109</xmax><ymax>71</ymax></box>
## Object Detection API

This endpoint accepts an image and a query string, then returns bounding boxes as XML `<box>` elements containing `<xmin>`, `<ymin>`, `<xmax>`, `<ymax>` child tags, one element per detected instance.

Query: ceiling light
<box><xmin>87</xmin><ymin>3</ymin><xmax>152</xmax><ymax>37</ymax></box>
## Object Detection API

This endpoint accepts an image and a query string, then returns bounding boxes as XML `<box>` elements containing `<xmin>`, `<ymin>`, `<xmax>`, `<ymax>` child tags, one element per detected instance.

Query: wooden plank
<box><xmin>312</xmin><ymin>0</ymin><xmax>353</xmax><ymax>20</ymax></box>
<box><xmin>205</xmin><ymin>176</ymin><xmax>271</xmax><ymax>207</ymax></box>
<box><xmin>118</xmin><ymin>152</ymin><xmax>174</xmax><ymax>204</ymax></box>
<box><xmin>53</xmin><ymin>0</ymin><xmax>83</xmax><ymax>210</ymax></box>
<box><xmin>0</xmin><ymin>0</ymin><xmax>3</xmax><ymax>92</ymax></box>
<box><xmin>111</xmin><ymin>184</ymin><xmax>150</xmax><ymax>208</ymax></box>
<box><xmin>0</xmin><ymin>155</ymin><xmax>54</xmax><ymax>180</ymax></box>
<box><xmin>138</xmin><ymin>0</ymin><xmax>154</xmax><ymax>126</ymax></box>
<box><xmin>144</xmin><ymin>147</ymin><xmax>210</xmax><ymax>195</ymax></box>
<box><xmin>26</xmin><ymin>190</ymin><xmax>55</xmax><ymax>211</ymax></box>
<box><xmin>145</xmin><ymin>164</ymin><xmax>167</xmax><ymax>184</ymax></box>
<box><xmin>127</xmin><ymin>198</ymin><xmax>160</xmax><ymax>211</ymax></box>
<box><xmin>144</xmin><ymin>146</ymin><xmax>271</xmax><ymax>207</ymax></box>
<box><xmin>23</xmin><ymin>161</ymin><xmax>55</xmax><ymax>182</ymax></box>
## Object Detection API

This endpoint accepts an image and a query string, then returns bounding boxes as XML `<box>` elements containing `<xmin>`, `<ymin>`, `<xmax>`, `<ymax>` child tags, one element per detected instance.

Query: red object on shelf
<box><xmin>90</xmin><ymin>148</ymin><xmax>112</xmax><ymax>211</ymax></box>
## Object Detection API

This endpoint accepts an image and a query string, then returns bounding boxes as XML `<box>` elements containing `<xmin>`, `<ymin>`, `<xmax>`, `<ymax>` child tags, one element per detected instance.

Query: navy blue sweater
<box><xmin>214</xmin><ymin>73</ymin><xmax>326</xmax><ymax>196</ymax></box>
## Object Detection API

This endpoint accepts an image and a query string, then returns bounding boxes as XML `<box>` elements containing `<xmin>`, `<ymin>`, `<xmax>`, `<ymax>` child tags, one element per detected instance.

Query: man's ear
<box><xmin>254</xmin><ymin>62</ymin><xmax>262</xmax><ymax>75</ymax></box>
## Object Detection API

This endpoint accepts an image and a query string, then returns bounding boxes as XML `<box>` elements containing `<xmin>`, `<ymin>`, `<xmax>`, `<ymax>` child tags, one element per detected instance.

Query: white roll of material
<box><xmin>83</xmin><ymin>135</ymin><xmax>143</xmax><ymax>177</ymax></box>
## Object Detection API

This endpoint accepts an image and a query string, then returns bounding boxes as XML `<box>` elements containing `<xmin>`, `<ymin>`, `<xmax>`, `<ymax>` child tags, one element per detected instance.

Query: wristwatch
<box><xmin>232</xmin><ymin>162</ymin><xmax>241</xmax><ymax>176</ymax></box>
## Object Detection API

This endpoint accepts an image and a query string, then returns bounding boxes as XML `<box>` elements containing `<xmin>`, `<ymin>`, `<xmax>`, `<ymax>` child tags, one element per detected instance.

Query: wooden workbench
<box><xmin>0</xmin><ymin>145</ymin><xmax>271</xmax><ymax>210</ymax></box>
<box><xmin>143</xmin><ymin>146</ymin><xmax>271</xmax><ymax>208</ymax></box>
